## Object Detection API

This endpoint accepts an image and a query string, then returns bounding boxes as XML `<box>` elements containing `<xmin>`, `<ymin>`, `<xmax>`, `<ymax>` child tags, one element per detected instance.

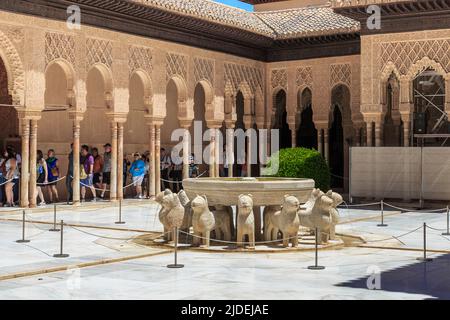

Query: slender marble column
<box><xmin>73</xmin><ymin>119</ymin><xmax>81</xmax><ymax>206</ymax></box>
<box><xmin>246</xmin><ymin>132</ymin><xmax>252</xmax><ymax>177</ymax></box>
<box><xmin>375</xmin><ymin>122</ymin><xmax>382</xmax><ymax>147</ymax></box>
<box><xmin>227</xmin><ymin>127</ymin><xmax>234</xmax><ymax>178</ymax></box>
<box><xmin>182</xmin><ymin>126</ymin><xmax>190</xmax><ymax>180</ymax></box>
<box><xmin>155</xmin><ymin>125</ymin><xmax>161</xmax><ymax>192</ymax></box>
<box><xmin>317</xmin><ymin>129</ymin><xmax>323</xmax><ymax>155</ymax></box>
<box><xmin>29</xmin><ymin>119</ymin><xmax>38</xmax><ymax>207</ymax></box>
<box><xmin>148</xmin><ymin>124</ymin><xmax>156</xmax><ymax>197</ymax></box>
<box><xmin>366</xmin><ymin>122</ymin><xmax>373</xmax><ymax>147</ymax></box>
<box><xmin>209</xmin><ymin>128</ymin><xmax>216</xmax><ymax>177</ymax></box>
<box><xmin>20</xmin><ymin>120</ymin><xmax>30</xmax><ymax>208</ymax></box>
<box><xmin>215</xmin><ymin>128</ymin><xmax>221</xmax><ymax>178</ymax></box>
<box><xmin>117</xmin><ymin>123</ymin><xmax>124</xmax><ymax>200</ymax></box>
<box><xmin>403</xmin><ymin>121</ymin><xmax>411</xmax><ymax>147</ymax></box>
<box><xmin>324</xmin><ymin>129</ymin><xmax>329</xmax><ymax>163</ymax></box>
<box><xmin>291</xmin><ymin>129</ymin><xmax>297</xmax><ymax>148</ymax></box>
<box><xmin>110</xmin><ymin>122</ymin><xmax>118</xmax><ymax>201</ymax></box>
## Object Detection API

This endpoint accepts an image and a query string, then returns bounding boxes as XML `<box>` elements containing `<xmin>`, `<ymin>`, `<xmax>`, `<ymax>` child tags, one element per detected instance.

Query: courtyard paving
<box><xmin>0</xmin><ymin>200</ymin><xmax>449</xmax><ymax>299</ymax></box>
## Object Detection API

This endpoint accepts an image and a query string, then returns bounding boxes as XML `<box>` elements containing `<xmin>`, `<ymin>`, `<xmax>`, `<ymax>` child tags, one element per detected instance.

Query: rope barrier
<box><xmin>178</xmin><ymin>229</ymin><xmax>307</xmax><ymax>245</ymax></box>
<box><xmin>383</xmin><ymin>202</ymin><xmax>448</xmax><ymax>213</ymax></box>
<box><xmin>339</xmin><ymin>201</ymin><xmax>381</xmax><ymax>208</ymax></box>
<box><xmin>363</xmin><ymin>225</ymin><xmax>423</xmax><ymax>243</ymax></box>
<box><xmin>425</xmin><ymin>224</ymin><xmax>447</xmax><ymax>232</ymax></box>
<box><xmin>36</xmin><ymin>176</ymin><xmax>66</xmax><ymax>186</ymax></box>
<box><xmin>0</xmin><ymin>178</ymin><xmax>14</xmax><ymax>187</ymax></box>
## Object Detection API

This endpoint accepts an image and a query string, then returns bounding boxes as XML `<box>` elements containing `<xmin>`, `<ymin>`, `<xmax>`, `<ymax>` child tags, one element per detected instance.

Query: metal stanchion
<box><xmin>16</xmin><ymin>210</ymin><xmax>30</xmax><ymax>243</ymax></box>
<box><xmin>167</xmin><ymin>227</ymin><xmax>184</xmax><ymax>269</ymax></box>
<box><xmin>53</xmin><ymin>220</ymin><xmax>69</xmax><ymax>258</ymax></box>
<box><xmin>308</xmin><ymin>228</ymin><xmax>325</xmax><ymax>270</ymax></box>
<box><xmin>49</xmin><ymin>203</ymin><xmax>60</xmax><ymax>232</ymax></box>
<box><xmin>417</xmin><ymin>222</ymin><xmax>432</xmax><ymax>262</ymax></box>
<box><xmin>115</xmin><ymin>199</ymin><xmax>125</xmax><ymax>225</ymax></box>
<box><xmin>377</xmin><ymin>200</ymin><xmax>388</xmax><ymax>227</ymax></box>
<box><xmin>442</xmin><ymin>206</ymin><xmax>450</xmax><ymax>236</ymax></box>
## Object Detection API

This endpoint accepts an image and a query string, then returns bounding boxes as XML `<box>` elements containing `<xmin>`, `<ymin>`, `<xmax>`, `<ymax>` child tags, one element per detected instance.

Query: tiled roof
<box><xmin>255</xmin><ymin>6</ymin><xmax>360</xmax><ymax>39</ymax></box>
<box><xmin>131</xmin><ymin>0</ymin><xmax>360</xmax><ymax>39</ymax></box>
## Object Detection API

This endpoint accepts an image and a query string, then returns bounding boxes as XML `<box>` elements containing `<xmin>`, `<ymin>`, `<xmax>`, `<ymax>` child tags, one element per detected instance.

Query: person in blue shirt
<box><xmin>129</xmin><ymin>153</ymin><xmax>145</xmax><ymax>199</ymax></box>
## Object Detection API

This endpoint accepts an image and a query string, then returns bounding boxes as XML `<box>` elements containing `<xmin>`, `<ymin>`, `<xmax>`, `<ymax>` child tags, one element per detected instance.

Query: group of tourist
<box><xmin>0</xmin><ymin>143</ymin><xmax>206</xmax><ymax>207</ymax></box>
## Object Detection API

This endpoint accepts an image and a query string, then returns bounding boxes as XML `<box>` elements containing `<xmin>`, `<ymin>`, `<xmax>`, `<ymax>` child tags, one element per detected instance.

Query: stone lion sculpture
<box><xmin>237</xmin><ymin>194</ymin><xmax>255</xmax><ymax>248</ymax></box>
<box><xmin>264</xmin><ymin>195</ymin><xmax>301</xmax><ymax>247</ymax></box>
<box><xmin>160</xmin><ymin>191</ymin><xmax>185</xmax><ymax>242</ymax></box>
<box><xmin>298</xmin><ymin>188</ymin><xmax>343</xmax><ymax>244</ymax></box>
<box><xmin>191</xmin><ymin>195</ymin><xmax>215</xmax><ymax>247</ymax></box>
<box><xmin>155</xmin><ymin>189</ymin><xmax>174</xmax><ymax>241</ymax></box>
<box><xmin>213</xmin><ymin>205</ymin><xmax>234</xmax><ymax>241</ymax></box>
<box><xmin>178</xmin><ymin>190</ymin><xmax>193</xmax><ymax>233</ymax></box>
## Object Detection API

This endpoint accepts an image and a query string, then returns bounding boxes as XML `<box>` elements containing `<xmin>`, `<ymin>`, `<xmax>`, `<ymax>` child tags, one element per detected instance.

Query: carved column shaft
<box><xmin>20</xmin><ymin>120</ymin><xmax>30</xmax><ymax>208</ymax></box>
<box><xmin>148</xmin><ymin>124</ymin><xmax>156</xmax><ymax>197</ymax></box>
<box><xmin>182</xmin><ymin>126</ymin><xmax>190</xmax><ymax>180</ymax></box>
<box><xmin>117</xmin><ymin>123</ymin><xmax>124</xmax><ymax>200</ymax></box>
<box><xmin>209</xmin><ymin>128</ymin><xmax>216</xmax><ymax>177</ymax></box>
<box><xmin>226</xmin><ymin>126</ymin><xmax>234</xmax><ymax>178</ymax></box>
<box><xmin>73</xmin><ymin>119</ymin><xmax>81</xmax><ymax>205</ymax></box>
<box><xmin>155</xmin><ymin>125</ymin><xmax>161</xmax><ymax>193</ymax></box>
<box><xmin>110</xmin><ymin>122</ymin><xmax>118</xmax><ymax>201</ymax></box>
<box><xmin>29</xmin><ymin>120</ymin><xmax>38</xmax><ymax>207</ymax></box>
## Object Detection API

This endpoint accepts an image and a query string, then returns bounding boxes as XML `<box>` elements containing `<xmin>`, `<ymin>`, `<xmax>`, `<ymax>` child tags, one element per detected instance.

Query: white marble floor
<box><xmin>0</xmin><ymin>201</ymin><xmax>449</xmax><ymax>300</ymax></box>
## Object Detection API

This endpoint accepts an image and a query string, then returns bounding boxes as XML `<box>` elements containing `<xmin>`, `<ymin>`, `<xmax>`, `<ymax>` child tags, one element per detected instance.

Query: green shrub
<box><xmin>264</xmin><ymin>147</ymin><xmax>330</xmax><ymax>192</ymax></box>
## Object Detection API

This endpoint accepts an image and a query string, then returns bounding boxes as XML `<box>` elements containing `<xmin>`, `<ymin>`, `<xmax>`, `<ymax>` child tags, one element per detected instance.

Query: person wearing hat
<box><xmin>101</xmin><ymin>143</ymin><xmax>112</xmax><ymax>199</ymax></box>
<box><xmin>129</xmin><ymin>152</ymin><xmax>145</xmax><ymax>199</ymax></box>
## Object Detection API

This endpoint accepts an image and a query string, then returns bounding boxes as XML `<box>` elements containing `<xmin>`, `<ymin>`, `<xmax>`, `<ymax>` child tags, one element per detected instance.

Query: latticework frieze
<box><xmin>45</xmin><ymin>32</ymin><xmax>75</xmax><ymax>66</ymax></box>
<box><xmin>380</xmin><ymin>39</ymin><xmax>450</xmax><ymax>74</ymax></box>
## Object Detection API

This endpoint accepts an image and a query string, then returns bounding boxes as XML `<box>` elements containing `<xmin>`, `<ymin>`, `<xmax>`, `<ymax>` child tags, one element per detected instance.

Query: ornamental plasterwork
<box><xmin>270</xmin><ymin>68</ymin><xmax>287</xmax><ymax>89</ymax></box>
<box><xmin>380</xmin><ymin>39</ymin><xmax>450</xmax><ymax>74</ymax></box>
<box><xmin>128</xmin><ymin>45</ymin><xmax>153</xmax><ymax>75</ymax></box>
<box><xmin>194</xmin><ymin>57</ymin><xmax>215</xmax><ymax>86</ymax></box>
<box><xmin>330</xmin><ymin>63</ymin><xmax>351</xmax><ymax>87</ymax></box>
<box><xmin>45</xmin><ymin>32</ymin><xmax>76</xmax><ymax>66</ymax></box>
<box><xmin>296</xmin><ymin>66</ymin><xmax>313</xmax><ymax>88</ymax></box>
<box><xmin>166</xmin><ymin>52</ymin><xmax>187</xmax><ymax>81</ymax></box>
<box><xmin>224</xmin><ymin>62</ymin><xmax>263</xmax><ymax>95</ymax></box>
<box><xmin>86</xmin><ymin>37</ymin><xmax>113</xmax><ymax>69</ymax></box>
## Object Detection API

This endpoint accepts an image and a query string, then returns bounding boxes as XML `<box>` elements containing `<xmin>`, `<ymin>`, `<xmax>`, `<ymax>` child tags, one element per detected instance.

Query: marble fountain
<box><xmin>136</xmin><ymin>177</ymin><xmax>348</xmax><ymax>252</ymax></box>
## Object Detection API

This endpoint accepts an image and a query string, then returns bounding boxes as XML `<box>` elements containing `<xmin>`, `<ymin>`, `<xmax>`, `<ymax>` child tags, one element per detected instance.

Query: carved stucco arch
<box><xmin>167</xmin><ymin>75</ymin><xmax>190</xmax><ymax>121</ymax></box>
<box><xmin>297</xmin><ymin>86</ymin><xmax>312</xmax><ymax>130</ymax></box>
<box><xmin>130</xmin><ymin>68</ymin><xmax>153</xmax><ymax>113</ymax></box>
<box><xmin>330</xmin><ymin>83</ymin><xmax>353</xmax><ymax>128</ymax></box>
<box><xmin>45</xmin><ymin>58</ymin><xmax>76</xmax><ymax>107</ymax></box>
<box><xmin>87</xmin><ymin>63</ymin><xmax>114</xmax><ymax>109</ymax></box>
<box><xmin>0</xmin><ymin>30</ymin><xmax>24</xmax><ymax>106</ymax></box>
<box><xmin>196</xmin><ymin>79</ymin><xmax>215</xmax><ymax>122</ymax></box>
<box><xmin>406</xmin><ymin>57</ymin><xmax>448</xmax><ymax>81</ymax></box>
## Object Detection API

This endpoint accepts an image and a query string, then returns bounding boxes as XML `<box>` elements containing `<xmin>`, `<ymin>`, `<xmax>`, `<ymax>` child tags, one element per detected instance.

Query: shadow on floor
<box><xmin>336</xmin><ymin>253</ymin><xmax>450</xmax><ymax>300</ymax></box>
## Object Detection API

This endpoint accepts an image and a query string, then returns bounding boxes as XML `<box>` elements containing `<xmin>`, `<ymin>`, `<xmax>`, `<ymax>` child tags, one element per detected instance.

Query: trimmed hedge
<box><xmin>265</xmin><ymin>147</ymin><xmax>330</xmax><ymax>192</ymax></box>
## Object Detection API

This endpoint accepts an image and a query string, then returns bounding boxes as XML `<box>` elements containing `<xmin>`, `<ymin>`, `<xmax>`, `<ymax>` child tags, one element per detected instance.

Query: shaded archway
<box><xmin>272</xmin><ymin>89</ymin><xmax>291</xmax><ymax>149</ymax></box>
<box><xmin>329</xmin><ymin>84</ymin><xmax>352</xmax><ymax>190</ymax></box>
<box><xmin>83</xmin><ymin>64</ymin><xmax>113</xmax><ymax>144</ymax></box>
<box><xmin>0</xmin><ymin>55</ymin><xmax>16</xmax><ymax>151</ymax></box>
<box><xmin>125</xmin><ymin>71</ymin><xmax>151</xmax><ymax>148</ymax></box>
<box><xmin>191</xmin><ymin>82</ymin><xmax>209</xmax><ymax>172</ymax></box>
<box><xmin>383</xmin><ymin>74</ymin><xmax>402</xmax><ymax>146</ymax></box>
<box><xmin>297</xmin><ymin>87</ymin><xmax>317</xmax><ymax>149</ymax></box>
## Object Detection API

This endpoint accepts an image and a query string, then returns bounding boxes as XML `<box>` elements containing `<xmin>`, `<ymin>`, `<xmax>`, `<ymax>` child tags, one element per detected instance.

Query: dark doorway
<box><xmin>329</xmin><ymin>106</ymin><xmax>344</xmax><ymax>188</ymax></box>
<box><xmin>273</xmin><ymin>90</ymin><xmax>291</xmax><ymax>149</ymax></box>
<box><xmin>297</xmin><ymin>88</ymin><xmax>317</xmax><ymax>149</ymax></box>
<box><xmin>235</xmin><ymin>91</ymin><xmax>245</xmax><ymax>177</ymax></box>
<box><xmin>0</xmin><ymin>57</ymin><xmax>17</xmax><ymax>152</ymax></box>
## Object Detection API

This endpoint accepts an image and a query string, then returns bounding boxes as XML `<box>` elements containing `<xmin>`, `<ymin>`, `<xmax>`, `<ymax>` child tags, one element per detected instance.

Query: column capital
<box><xmin>15</xmin><ymin>107</ymin><xmax>42</xmax><ymax>121</ymax></box>
<box><xmin>207</xmin><ymin>120</ymin><xmax>223</xmax><ymax>129</ymax></box>
<box><xmin>224</xmin><ymin>120</ymin><xmax>235</xmax><ymax>129</ymax></box>
<box><xmin>145</xmin><ymin>115</ymin><xmax>164</xmax><ymax>127</ymax></box>
<box><xmin>68</xmin><ymin>110</ymin><xmax>84</xmax><ymax>122</ymax></box>
<box><xmin>179</xmin><ymin>119</ymin><xmax>193</xmax><ymax>129</ymax></box>
<box><xmin>106</xmin><ymin>112</ymin><xmax>128</xmax><ymax>124</ymax></box>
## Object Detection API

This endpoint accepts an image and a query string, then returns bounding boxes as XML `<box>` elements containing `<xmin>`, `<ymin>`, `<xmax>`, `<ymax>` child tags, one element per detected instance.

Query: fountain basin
<box><xmin>183</xmin><ymin>177</ymin><xmax>315</xmax><ymax>206</ymax></box>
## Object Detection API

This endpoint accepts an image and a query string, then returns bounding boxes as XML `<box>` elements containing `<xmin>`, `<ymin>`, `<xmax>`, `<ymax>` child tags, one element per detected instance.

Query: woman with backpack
<box><xmin>46</xmin><ymin>149</ymin><xmax>60</xmax><ymax>204</ymax></box>
<box><xmin>36</xmin><ymin>150</ymin><xmax>48</xmax><ymax>206</ymax></box>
